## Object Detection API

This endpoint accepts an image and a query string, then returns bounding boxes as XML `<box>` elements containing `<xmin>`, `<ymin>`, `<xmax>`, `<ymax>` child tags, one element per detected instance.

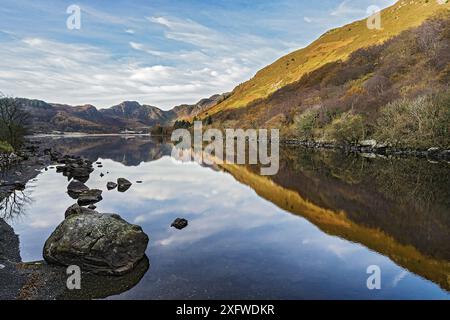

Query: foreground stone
<box><xmin>77</xmin><ymin>189</ymin><xmax>103</xmax><ymax>206</ymax></box>
<box><xmin>43</xmin><ymin>212</ymin><xmax>149</xmax><ymax>275</ymax></box>
<box><xmin>117</xmin><ymin>178</ymin><xmax>132</xmax><ymax>192</ymax></box>
<box><xmin>171</xmin><ymin>218</ymin><xmax>188</xmax><ymax>230</ymax></box>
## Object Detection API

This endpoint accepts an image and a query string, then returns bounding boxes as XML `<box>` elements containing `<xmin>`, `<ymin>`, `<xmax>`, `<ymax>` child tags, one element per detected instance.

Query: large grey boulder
<box><xmin>43</xmin><ymin>213</ymin><xmax>149</xmax><ymax>275</ymax></box>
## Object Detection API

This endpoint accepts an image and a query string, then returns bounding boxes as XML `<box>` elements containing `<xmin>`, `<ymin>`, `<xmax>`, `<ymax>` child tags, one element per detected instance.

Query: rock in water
<box><xmin>65</xmin><ymin>203</ymin><xmax>98</xmax><ymax>218</ymax></box>
<box><xmin>171</xmin><ymin>218</ymin><xmax>188</xmax><ymax>230</ymax></box>
<box><xmin>70</xmin><ymin>167</ymin><xmax>94</xmax><ymax>180</ymax></box>
<box><xmin>43</xmin><ymin>213</ymin><xmax>149</xmax><ymax>275</ymax></box>
<box><xmin>67</xmin><ymin>180</ymin><xmax>89</xmax><ymax>199</ymax></box>
<box><xmin>117</xmin><ymin>178</ymin><xmax>132</xmax><ymax>192</ymax></box>
<box><xmin>77</xmin><ymin>189</ymin><xmax>103</xmax><ymax>206</ymax></box>
<box><xmin>107</xmin><ymin>182</ymin><xmax>118</xmax><ymax>190</ymax></box>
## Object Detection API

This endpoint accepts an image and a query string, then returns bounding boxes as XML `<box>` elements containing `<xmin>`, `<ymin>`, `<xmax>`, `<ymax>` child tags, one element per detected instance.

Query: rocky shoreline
<box><xmin>0</xmin><ymin>141</ymin><xmax>53</xmax><ymax>202</ymax></box>
<box><xmin>281</xmin><ymin>139</ymin><xmax>450</xmax><ymax>161</ymax></box>
<box><xmin>0</xmin><ymin>140</ymin><xmax>150</xmax><ymax>299</ymax></box>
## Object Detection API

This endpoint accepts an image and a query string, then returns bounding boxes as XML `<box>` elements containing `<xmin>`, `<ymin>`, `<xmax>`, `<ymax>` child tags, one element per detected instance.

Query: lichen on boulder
<box><xmin>43</xmin><ymin>212</ymin><xmax>149</xmax><ymax>275</ymax></box>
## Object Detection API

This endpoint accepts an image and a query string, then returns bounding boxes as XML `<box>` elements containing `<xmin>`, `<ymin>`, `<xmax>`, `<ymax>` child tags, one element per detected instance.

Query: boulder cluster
<box><xmin>42</xmin><ymin>152</ymin><xmax>149</xmax><ymax>275</ymax></box>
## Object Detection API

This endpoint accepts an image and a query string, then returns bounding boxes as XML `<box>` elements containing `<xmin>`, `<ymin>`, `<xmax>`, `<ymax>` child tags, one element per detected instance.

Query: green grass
<box><xmin>0</xmin><ymin>140</ymin><xmax>14</xmax><ymax>153</ymax></box>
<box><xmin>200</xmin><ymin>0</ymin><xmax>449</xmax><ymax>118</ymax></box>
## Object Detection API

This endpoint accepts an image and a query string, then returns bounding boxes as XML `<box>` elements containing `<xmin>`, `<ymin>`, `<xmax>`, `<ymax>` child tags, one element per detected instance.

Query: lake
<box><xmin>1</xmin><ymin>135</ymin><xmax>449</xmax><ymax>299</ymax></box>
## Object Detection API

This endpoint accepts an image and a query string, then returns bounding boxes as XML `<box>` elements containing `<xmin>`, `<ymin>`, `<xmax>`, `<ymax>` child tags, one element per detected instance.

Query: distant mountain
<box><xmin>17</xmin><ymin>93</ymin><xmax>230</xmax><ymax>133</ymax></box>
<box><xmin>171</xmin><ymin>93</ymin><xmax>231</xmax><ymax>119</ymax></box>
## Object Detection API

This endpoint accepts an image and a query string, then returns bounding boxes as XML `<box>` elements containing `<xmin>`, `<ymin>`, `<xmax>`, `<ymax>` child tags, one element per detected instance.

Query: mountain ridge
<box><xmin>17</xmin><ymin>93</ymin><xmax>230</xmax><ymax>133</ymax></box>
<box><xmin>13</xmin><ymin>0</ymin><xmax>450</xmax><ymax>137</ymax></box>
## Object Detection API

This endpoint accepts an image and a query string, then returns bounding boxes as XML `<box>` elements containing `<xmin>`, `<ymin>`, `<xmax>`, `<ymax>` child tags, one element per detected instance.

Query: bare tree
<box><xmin>0</xmin><ymin>93</ymin><xmax>29</xmax><ymax>148</ymax></box>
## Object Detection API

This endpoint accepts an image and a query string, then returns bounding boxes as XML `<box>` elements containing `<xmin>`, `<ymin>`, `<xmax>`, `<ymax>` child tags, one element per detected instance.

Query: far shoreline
<box><xmin>27</xmin><ymin>132</ymin><xmax>153</xmax><ymax>138</ymax></box>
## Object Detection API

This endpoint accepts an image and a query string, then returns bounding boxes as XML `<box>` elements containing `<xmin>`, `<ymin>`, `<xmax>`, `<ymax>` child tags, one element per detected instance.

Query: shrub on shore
<box><xmin>322</xmin><ymin>112</ymin><xmax>366</xmax><ymax>145</ymax></box>
<box><xmin>295</xmin><ymin>108</ymin><xmax>320</xmax><ymax>141</ymax></box>
<box><xmin>375</xmin><ymin>91</ymin><xmax>450</xmax><ymax>148</ymax></box>
<box><xmin>0</xmin><ymin>140</ymin><xmax>14</xmax><ymax>153</ymax></box>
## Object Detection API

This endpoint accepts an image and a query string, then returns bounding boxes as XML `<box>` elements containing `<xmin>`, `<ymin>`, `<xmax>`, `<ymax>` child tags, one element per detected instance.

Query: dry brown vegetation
<box><xmin>201</xmin><ymin>0</ymin><xmax>449</xmax><ymax>117</ymax></box>
<box><xmin>207</xmin><ymin>13</ymin><xmax>450</xmax><ymax>148</ymax></box>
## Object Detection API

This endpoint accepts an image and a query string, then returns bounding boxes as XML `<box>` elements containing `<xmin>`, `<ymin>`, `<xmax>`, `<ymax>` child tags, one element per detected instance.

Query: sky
<box><xmin>0</xmin><ymin>0</ymin><xmax>396</xmax><ymax>109</ymax></box>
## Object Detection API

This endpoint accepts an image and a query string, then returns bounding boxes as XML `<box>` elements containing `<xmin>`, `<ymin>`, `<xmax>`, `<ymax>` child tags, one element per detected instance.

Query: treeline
<box><xmin>172</xmin><ymin>115</ymin><xmax>213</xmax><ymax>130</ymax></box>
<box><xmin>0</xmin><ymin>95</ymin><xmax>28</xmax><ymax>152</ymax></box>
<box><xmin>296</xmin><ymin>90</ymin><xmax>450</xmax><ymax>147</ymax></box>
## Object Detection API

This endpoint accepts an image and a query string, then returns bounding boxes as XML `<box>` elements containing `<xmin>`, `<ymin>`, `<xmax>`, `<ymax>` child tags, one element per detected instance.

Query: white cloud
<box><xmin>331</xmin><ymin>0</ymin><xmax>365</xmax><ymax>17</ymax></box>
<box><xmin>0</xmin><ymin>35</ymin><xmax>253</xmax><ymax>109</ymax></box>
<box><xmin>129</xmin><ymin>41</ymin><xmax>144</xmax><ymax>50</ymax></box>
<box><xmin>0</xmin><ymin>12</ymin><xmax>290</xmax><ymax>109</ymax></box>
<box><xmin>392</xmin><ymin>270</ymin><xmax>409</xmax><ymax>287</ymax></box>
<box><xmin>148</xmin><ymin>16</ymin><xmax>225</xmax><ymax>49</ymax></box>
<box><xmin>0</xmin><ymin>0</ymin><xmax>400</xmax><ymax>110</ymax></box>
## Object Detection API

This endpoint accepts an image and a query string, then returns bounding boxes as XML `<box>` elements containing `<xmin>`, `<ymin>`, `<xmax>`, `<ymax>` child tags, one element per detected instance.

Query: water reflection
<box><xmin>3</xmin><ymin>136</ymin><xmax>449</xmax><ymax>299</ymax></box>
<box><xmin>0</xmin><ymin>189</ymin><xmax>33</xmax><ymax>222</ymax></box>
<box><xmin>222</xmin><ymin>148</ymin><xmax>450</xmax><ymax>292</ymax></box>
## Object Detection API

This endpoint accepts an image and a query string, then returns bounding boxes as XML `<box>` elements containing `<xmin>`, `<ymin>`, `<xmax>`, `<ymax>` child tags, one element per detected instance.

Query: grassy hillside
<box><xmin>202</xmin><ymin>10</ymin><xmax>450</xmax><ymax>147</ymax></box>
<box><xmin>201</xmin><ymin>0</ymin><xmax>449</xmax><ymax>118</ymax></box>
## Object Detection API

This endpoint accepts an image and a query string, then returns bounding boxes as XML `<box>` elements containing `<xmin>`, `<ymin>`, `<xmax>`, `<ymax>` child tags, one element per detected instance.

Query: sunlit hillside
<box><xmin>201</xmin><ymin>0</ymin><xmax>449</xmax><ymax>117</ymax></box>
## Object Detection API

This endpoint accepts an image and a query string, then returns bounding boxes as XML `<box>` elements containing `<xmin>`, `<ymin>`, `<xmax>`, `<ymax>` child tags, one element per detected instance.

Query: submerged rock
<box><xmin>107</xmin><ymin>182</ymin><xmax>117</xmax><ymax>190</ymax></box>
<box><xmin>0</xmin><ymin>256</ymin><xmax>150</xmax><ymax>300</ymax></box>
<box><xmin>43</xmin><ymin>212</ymin><xmax>149</xmax><ymax>275</ymax></box>
<box><xmin>171</xmin><ymin>218</ymin><xmax>188</xmax><ymax>230</ymax></box>
<box><xmin>117</xmin><ymin>178</ymin><xmax>132</xmax><ymax>192</ymax></box>
<box><xmin>77</xmin><ymin>189</ymin><xmax>103</xmax><ymax>206</ymax></box>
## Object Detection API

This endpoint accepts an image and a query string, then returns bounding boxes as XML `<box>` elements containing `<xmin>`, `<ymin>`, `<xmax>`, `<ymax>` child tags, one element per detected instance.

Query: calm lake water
<box><xmin>2</xmin><ymin>136</ymin><xmax>449</xmax><ymax>299</ymax></box>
